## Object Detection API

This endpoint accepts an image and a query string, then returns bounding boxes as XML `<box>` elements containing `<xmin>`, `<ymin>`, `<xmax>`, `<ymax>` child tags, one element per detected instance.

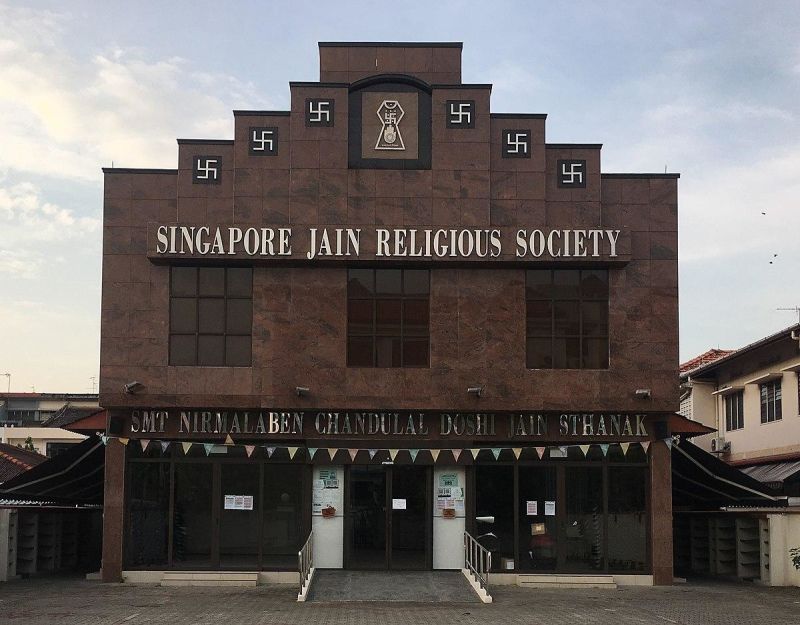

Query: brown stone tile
<box><xmin>262</xmin><ymin>169</ymin><xmax>290</xmax><ymax>198</ymax></box>
<box><xmin>490</xmin><ymin>171</ymin><xmax>516</xmax><ymax>199</ymax></box>
<box><xmin>234</xmin><ymin>168</ymin><xmax>261</xmax><ymax>197</ymax></box>
<box><xmin>291</xmin><ymin>140</ymin><xmax>320</xmax><ymax>169</ymax></box>
<box><xmin>318</xmin><ymin>196</ymin><xmax>348</xmax><ymax>223</ymax></box>
<box><xmin>263</xmin><ymin>197</ymin><xmax>290</xmax><ymax>224</ymax></box>
<box><xmin>375</xmin><ymin>197</ymin><xmax>405</xmax><ymax>226</ymax></box>
<box><xmin>347</xmin><ymin>197</ymin><xmax>375</xmax><ymax>225</ymax></box>
<box><xmin>403</xmin><ymin>170</ymin><xmax>432</xmax><ymax>197</ymax></box>
<box><xmin>348</xmin><ymin>169</ymin><xmax>376</xmax><ymax>197</ymax></box>
<box><xmin>319</xmin><ymin>140</ymin><xmax>348</xmax><ymax>169</ymax></box>
<box><xmin>290</xmin><ymin>169</ymin><xmax>320</xmax><ymax>197</ymax></box>
<box><xmin>289</xmin><ymin>196</ymin><xmax>318</xmax><ymax>225</ymax></box>
<box><xmin>234</xmin><ymin>196</ymin><xmax>261</xmax><ymax>224</ymax></box>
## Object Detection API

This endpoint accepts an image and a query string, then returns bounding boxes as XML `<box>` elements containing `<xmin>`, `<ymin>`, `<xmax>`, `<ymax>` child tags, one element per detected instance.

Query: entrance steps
<box><xmin>160</xmin><ymin>571</ymin><xmax>258</xmax><ymax>587</ymax></box>
<box><xmin>517</xmin><ymin>574</ymin><xmax>617</xmax><ymax>589</ymax></box>
<box><xmin>307</xmin><ymin>570</ymin><xmax>480</xmax><ymax>602</ymax></box>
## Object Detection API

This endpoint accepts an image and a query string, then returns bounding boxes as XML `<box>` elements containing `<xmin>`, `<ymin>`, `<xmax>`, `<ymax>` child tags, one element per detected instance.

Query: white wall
<box><xmin>433</xmin><ymin>466</ymin><xmax>465</xmax><ymax>569</ymax></box>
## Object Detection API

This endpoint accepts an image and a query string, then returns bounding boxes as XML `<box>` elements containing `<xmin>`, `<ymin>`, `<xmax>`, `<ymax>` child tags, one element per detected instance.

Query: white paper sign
<box><xmin>224</xmin><ymin>495</ymin><xmax>236</xmax><ymax>510</ymax></box>
<box><xmin>526</xmin><ymin>500</ymin><xmax>538</xmax><ymax>516</ymax></box>
<box><xmin>224</xmin><ymin>495</ymin><xmax>254</xmax><ymax>510</ymax></box>
<box><xmin>544</xmin><ymin>500</ymin><xmax>556</xmax><ymax>516</ymax></box>
<box><xmin>392</xmin><ymin>498</ymin><xmax>407</xmax><ymax>510</ymax></box>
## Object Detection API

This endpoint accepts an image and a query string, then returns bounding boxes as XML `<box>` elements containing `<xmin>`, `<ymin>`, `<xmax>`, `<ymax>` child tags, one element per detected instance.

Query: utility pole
<box><xmin>777</xmin><ymin>306</ymin><xmax>800</xmax><ymax>324</ymax></box>
<box><xmin>90</xmin><ymin>376</ymin><xmax>97</xmax><ymax>394</ymax></box>
<box><xmin>1</xmin><ymin>373</ymin><xmax>9</xmax><ymax>393</ymax></box>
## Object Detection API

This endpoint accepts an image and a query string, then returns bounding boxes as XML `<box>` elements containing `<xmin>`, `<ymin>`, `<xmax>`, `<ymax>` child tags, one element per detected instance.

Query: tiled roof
<box><xmin>679</xmin><ymin>349</ymin><xmax>735</xmax><ymax>375</ymax></box>
<box><xmin>0</xmin><ymin>443</ymin><xmax>46</xmax><ymax>483</ymax></box>
<box><xmin>40</xmin><ymin>405</ymin><xmax>103</xmax><ymax>429</ymax></box>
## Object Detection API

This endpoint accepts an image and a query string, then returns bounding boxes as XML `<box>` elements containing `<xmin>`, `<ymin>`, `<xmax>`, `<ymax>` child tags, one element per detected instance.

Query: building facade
<box><xmin>99</xmin><ymin>42</ymin><xmax>679</xmax><ymax>585</ymax></box>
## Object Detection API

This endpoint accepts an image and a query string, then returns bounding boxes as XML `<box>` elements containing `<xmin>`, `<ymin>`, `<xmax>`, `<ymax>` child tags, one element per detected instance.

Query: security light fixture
<box><xmin>295</xmin><ymin>386</ymin><xmax>310</xmax><ymax>397</ymax></box>
<box><xmin>467</xmin><ymin>386</ymin><xmax>483</xmax><ymax>398</ymax></box>
<box><xmin>123</xmin><ymin>381</ymin><xmax>145</xmax><ymax>395</ymax></box>
<box><xmin>634</xmin><ymin>388</ymin><xmax>652</xmax><ymax>399</ymax></box>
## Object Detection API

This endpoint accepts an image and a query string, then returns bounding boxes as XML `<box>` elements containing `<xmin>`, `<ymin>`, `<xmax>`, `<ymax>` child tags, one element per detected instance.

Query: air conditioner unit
<box><xmin>711</xmin><ymin>437</ymin><xmax>731</xmax><ymax>454</ymax></box>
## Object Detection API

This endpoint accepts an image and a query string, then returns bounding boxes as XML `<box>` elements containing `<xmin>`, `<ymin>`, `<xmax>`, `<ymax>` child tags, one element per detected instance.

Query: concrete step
<box><xmin>160</xmin><ymin>572</ymin><xmax>258</xmax><ymax>587</ymax></box>
<box><xmin>517</xmin><ymin>574</ymin><xmax>617</xmax><ymax>589</ymax></box>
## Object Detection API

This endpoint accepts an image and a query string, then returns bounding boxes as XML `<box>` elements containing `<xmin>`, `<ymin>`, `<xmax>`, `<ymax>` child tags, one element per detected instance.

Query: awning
<box><xmin>0</xmin><ymin>435</ymin><xmax>104</xmax><ymax>505</ymax></box>
<box><xmin>741</xmin><ymin>461</ymin><xmax>800</xmax><ymax>492</ymax></box>
<box><xmin>669</xmin><ymin>412</ymin><xmax>715</xmax><ymax>437</ymax></box>
<box><xmin>672</xmin><ymin>439</ymin><xmax>784</xmax><ymax>510</ymax></box>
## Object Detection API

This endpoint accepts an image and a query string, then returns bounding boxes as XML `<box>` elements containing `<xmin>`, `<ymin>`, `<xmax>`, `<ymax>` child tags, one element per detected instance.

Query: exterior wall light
<box><xmin>634</xmin><ymin>388</ymin><xmax>652</xmax><ymax>399</ymax></box>
<box><xmin>467</xmin><ymin>386</ymin><xmax>483</xmax><ymax>398</ymax></box>
<box><xmin>295</xmin><ymin>386</ymin><xmax>310</xmax><ymax>397</ymax></box>
<box><xmin>123</xmin><ymin>381</ymin><xmax>145</xmax><ymax>394</ymax></box>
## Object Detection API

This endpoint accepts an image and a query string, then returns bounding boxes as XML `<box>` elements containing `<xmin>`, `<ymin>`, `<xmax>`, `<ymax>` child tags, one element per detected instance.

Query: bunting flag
<box><xmin>620</xmin><ymin>442</ymin><xmax>630</xmax><ymax>456</ymax></box>
<box><xmin>139</xmin><ymin>439</ymin><xmax>150</xmax><ymax>452</ymax></box>
<box><xmin>267</xmin><ymin>446</ymin><xmax>276</xmax><ymax>458</ymax></box>
<box><xmin>389</xmin><ymin>449</ymin><xmax>399</xmax><ymax>461</ymax></box>
<box><xmin>327</xmin><ymin>448</ymin><xmax>338</xmax><ymax>460</ymax></box>
<box><xmin>160</xmin><ymin>441</ymin><xmax>171</xmax><ymax>453</ymax></box>
<box><xmin>118</xmin><ymin>437</ymin><xmax>129</xmax><ymax>446</ymax></box>
<box><xmin>368</xmin><ymin>449</ymin><xmax>378</xmax><ymax>460</ymax></box>
<box><xmin>348</xmin><ymin>449</ymin><xmax>358</xmax><ymax>461</ymax></box>
<box><xmin>288</xmin><ymin>446</ymin><xmax>299</xmax><ymax>459</ymax></box>
<box><xmin>512</xmin><ymin>448</ymin><xmax>522</xmax><ymax>459</ymax></box>
<box><xmin>579</xmin><ymin>444</ymin><xmax>590</xmax><ymax>457</ymax></box>
<box><xmin>535</xmin><ymin>447</ymin><xmax>545</xmax><ymax>459</ymax></box>
<box><xmin>245</xmin><ymin>445</ymin><xmax>256</xmax><ymax>458</ymax></box>
<box><xmin>100</xmin><ymin>435</ymin><xmax>109</xmax><ymax>446</ymax></box>
<box><xmin>182</xmin><ymin>441</ymin><xmax>193</xmax><ymax>454</ymax></box>
<box><xmin>452</xmin><ymin>449</ymin><xmax>462</xmax><ymax>462</ymax></box>
<box><xmin>641</xmin><ymin>441</ymin><xmax>651</xmax><ymax>454</ymax></box>
<box><xmin>600</xmin><ymin>443</ymin><xmax>610</xmax><ymax>456</ymax></box>
<box><xmin>203</xmin><ymin>443</ymin><xmax>214</xmax><ymax>456</ymax></box>
<box><xmin>307</xmin><ymin>447</ymin><xmax>318</xmax><ymax>459</ymax></box>
<box><xmin>470</xmin><ymin>448</ymin><xmax>481</xmax><ymax>460</ymax></box>
<box><xmin>491</xmin><ymin>448</ymin><xmax>502</xmax><ymax>460</ymax></box>
<box><xmin>663</xmin><ymin>438</ymin><xmax>673</xmax><ymax>450</ymax></box>
<box><xmin>430</xmin><ymin>449</ymin><xmax>440</xmax><ymax>462</ymax></box>
<box><xmin>224</xmin><ymin>434</ymin><xmax>234</xmax><ymax>446</ymax></box>
<box><xmin>409</xmin><ymin>449</ymin><xmax>420</xmax><ymax>462</ymax></box>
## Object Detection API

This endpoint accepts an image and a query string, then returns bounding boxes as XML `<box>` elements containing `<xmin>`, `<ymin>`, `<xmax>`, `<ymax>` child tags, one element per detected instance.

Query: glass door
<box><xmin>219</xmin><ymin>463</ymin><xmax>260</xmax><ymax>568</ymax></box>
<box><xmin>348</xmin><ymin>466</ymin><xmax>387</xmax><ymax>569</ymax></box>
<box><xmin>562</xmin><ymin>466</ymin><xmax>605</xmax><ymax>571</ymax></box>
<box><xmin>517</xmin><ymin>466</ymin><xmax>558</xmax><ymax>571</ymax></box>
<box><xmin>172</xmin><ymin>463</ymin><xmax>213</xmax><ymax>567</ymax></box>
<box><xmin>390</xmin><ymin>466</ymin><xmax>429</xmax><ymax>569</ymax></box>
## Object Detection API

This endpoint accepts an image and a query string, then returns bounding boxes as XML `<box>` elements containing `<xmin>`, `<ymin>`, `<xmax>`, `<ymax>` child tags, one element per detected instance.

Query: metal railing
<box><xmin>298</xmin><ymin>531</ymin><xmax>313</xmax><ymax>599</ymax></box>
<box><xmin>464</xmin><ymin>531</ymin><xmax>491</xmax><ymax>590</ymax></box>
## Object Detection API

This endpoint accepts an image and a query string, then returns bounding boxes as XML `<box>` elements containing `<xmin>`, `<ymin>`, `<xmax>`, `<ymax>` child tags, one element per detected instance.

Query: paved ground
<box><xmin>308</xmin><ymin>570</ymin><xmax>479</xmax><ymax>602</ymax></box>
<box><xmin>0</xmin><ymin>575</ymin><xmax>799</xmax><ymax>625</ymax></box>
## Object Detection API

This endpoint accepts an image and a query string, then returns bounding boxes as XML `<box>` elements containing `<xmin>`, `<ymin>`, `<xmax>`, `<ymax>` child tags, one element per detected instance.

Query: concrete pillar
<box><xmin>650</xmin><ymin>439</ymin><xmax>673</xmax><ymax>585</ymax></box>
<box><xmin>101</xmin><ymin>439</ymin><xmax>126</xmax><ymax>582</ymax></box>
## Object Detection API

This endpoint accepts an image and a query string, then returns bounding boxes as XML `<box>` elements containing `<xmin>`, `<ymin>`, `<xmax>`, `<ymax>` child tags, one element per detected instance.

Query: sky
<box><xmin>0</xmin><ymin>1</ymin><xmax>798</xmax><ymax>392</ymax></box>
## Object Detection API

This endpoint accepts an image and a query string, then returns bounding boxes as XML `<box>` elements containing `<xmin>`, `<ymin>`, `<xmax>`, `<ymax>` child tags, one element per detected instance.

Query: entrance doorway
<box><xmin>346</xmin><ymin>465</ymin><xmax>431</xmax><ymax>570</ymax></box>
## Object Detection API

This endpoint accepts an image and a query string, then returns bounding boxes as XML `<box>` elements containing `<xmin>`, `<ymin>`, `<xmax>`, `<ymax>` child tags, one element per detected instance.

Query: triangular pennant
<box><xmin>409</xmin><ymin>449</ymin><xmax>420</xmax><ymax>462</ymax></box>
<box><xmin>641</xmin><ymin>441</ymin><xmax>651</xmax><ymax>454</ymax></box>
<box><xmin>100</xmin><ymin>435</ymin><xmax>109</xmax><ymax>446</ymax></box>
<box><xmin>348</xmin><ymin>449</ymin><xmax>358</xmax><ymax>461</ymax></box>
<box><xmin>267</xmin><ymin>446</ymin><xmax>276</xmax><ymax>458</ymax></box>
<box><xmin>160</xmin><ymin>441</ymin><xmax>171</xmax><ymax>453</ymax></box>
<box><xmin>308</xmin><ymin>447</ymin><xmax>318</xmax><ymax>459</ymax></box>
<box><xmin>600</xmin><ymin>444</ymin><xmax>610</xmax><ymax>456</ymax></box>
<box><xmin>389</xmin><ymin>449</ymin><xmax>399</xmax><ymax>461</ymax></box>
<box><xmin>182</xmin><ymin>441</ymin><xmax>193</xmax><ymax>454</ymax></box>
<box><xmin>118</xmin><ymin>437</ymin><xmax>129</xmax><ymax>446</ymax></box>
<box><xmin>368</xmin><ymin>449</ymin><xmax>378</xmax><ymax>460</ymax></box>
<box><xmin>620</xmin><ymin>442</ymin><xmax>631</xmax><ymax>455</ymax></box>
<box><xmin>535</xmin><ymin>447</ymin><xmax>545</xmax><ymax>459</ymax></box>
<box><xmin>430</xmin><ymin>449</ymin><xmax>441</xmax><ymax>462</ymax></box>
<box><xmin>470</xmin><ymin>448</ymin><xmax>481</xmax><ymax>460</ymax></box>
<box><xmin>663</xmin><ymin>438</ymin><xmax>673</xmax><ymax>450</ymax></box>
<box><xmin>512</xmin><ymin>448</ymin><xmax>522</xmax><ymax>459</ymax></box>
<box><xmin>288</xmin><ymin>446</ymin><xmax>299</xmax><ymax>459</ymax></box>
<box><xmin>579</xmin><ymin>444</ymin><xmax>590</xmax><ymax>457</ymax></box>
<box><xmin>491</xmin><ymin>448</ymin><xmax>502</xmax><ymax>460</ymax></box>
<box><xmin>327</xmin><ymin>448</ymin><xmax>338</xmax><ymax>460</ymax></box>
<box><xmin>452</xmin><ymin>449</ymin><xmax>462</xmax><ymax>462</ymax></box>
<box><xmin>245</xmin><ymin>445</ymin><xmax>256</xmax><ymax>458</ymax></box>
<box><xmin>203</xmin><ymin>443</ymin><xmax>214</xmax><ymax>456</ymax></box>
<box><xmin>224</xmin><ymin>434</ymin><xmax>234</xmax><ymax>446</ymax></box>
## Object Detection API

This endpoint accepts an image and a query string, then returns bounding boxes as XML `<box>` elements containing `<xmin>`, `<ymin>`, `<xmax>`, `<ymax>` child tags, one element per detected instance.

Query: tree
<box><xmin>23</xmin><ymin>436</ymin><xmax>36</xmax><ymax>452</ymax></box>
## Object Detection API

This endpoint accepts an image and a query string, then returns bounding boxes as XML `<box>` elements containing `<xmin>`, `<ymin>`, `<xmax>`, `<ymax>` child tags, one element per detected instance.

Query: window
<box><xmin>760</xmin><ymin>379</ymin><xmax>782</xmax><ymax>423</ymax></box>
<box><xmin>169</xmin><ymin>267</ymin><xmax>253</xmax><ymax>367</ymax></box>
<box><xmin>724</xmin><ymin>391</ymin><xmax>744</xmax><ymax>431</ymax></box>
<box><xmin>526</xmin><ymin>269</ymin><xmax>609</xmax><ymax>369</ymax></box>
<box><xmin>347</xmin><ymin>269</ymin><xmax>429</xmax><ymax>367</ymax></box>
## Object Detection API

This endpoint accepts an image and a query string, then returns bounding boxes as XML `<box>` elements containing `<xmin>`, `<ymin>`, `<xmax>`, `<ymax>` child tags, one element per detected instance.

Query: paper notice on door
<box><xmin>544</xmin><ymin>500</ymin><xmax>556</xmax><ymax>516</ymax></box>
<box><xmin>526</xmin><ymin>500</ymin><xmax>538</xmax><ymax>516</ymax></box>
<box><xmin>242</xmin><ymin>495</ymin><xmax>254</xmax><ymax>511</ymax></box>
<box><xmin>392</xmin><ymin>498</ymin><xmax>407</xmax><ymax>510</ymax></box>
<box><xmin>224</xmin><ymin>495</ymin><xmax>236</xmax><ymax>510</ymax></box>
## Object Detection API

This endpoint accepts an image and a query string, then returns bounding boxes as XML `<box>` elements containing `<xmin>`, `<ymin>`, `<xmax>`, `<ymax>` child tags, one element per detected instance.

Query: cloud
<box><xmin>0</xmin><ymin>6</ymin><xmax>277</xmax><ymax>182</ymax></box>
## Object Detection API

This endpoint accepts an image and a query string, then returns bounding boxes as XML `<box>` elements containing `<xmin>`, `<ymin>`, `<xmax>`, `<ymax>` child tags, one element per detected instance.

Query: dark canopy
<box><xmin>0</xmin><ymin>435</ymin><xmax>104</xmax><ymax>505</ymax></box>
<box><xmin>672</xmin><ymin>439</ymin><xmax>784</xmax><ymax>510</ymax></box>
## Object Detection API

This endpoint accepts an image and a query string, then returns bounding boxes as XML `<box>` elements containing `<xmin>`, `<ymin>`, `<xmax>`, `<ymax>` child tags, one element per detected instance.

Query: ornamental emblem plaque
<box><xmin>375</xmin><ymin>100</ymin><xmax>405</xmax><ymax>150</ymax></box>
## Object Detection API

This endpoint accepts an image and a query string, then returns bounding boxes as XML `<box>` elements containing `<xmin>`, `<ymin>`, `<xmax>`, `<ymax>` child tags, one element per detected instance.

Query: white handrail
<box><xmin>464</xmin><ymin>531</ymin><xmax>491</xmax><ymax>590</ymax></box>
<box><xmin>297</xmin><ymin>531</ymin><xmax>314</xmax><ymax>600</ymax></box>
